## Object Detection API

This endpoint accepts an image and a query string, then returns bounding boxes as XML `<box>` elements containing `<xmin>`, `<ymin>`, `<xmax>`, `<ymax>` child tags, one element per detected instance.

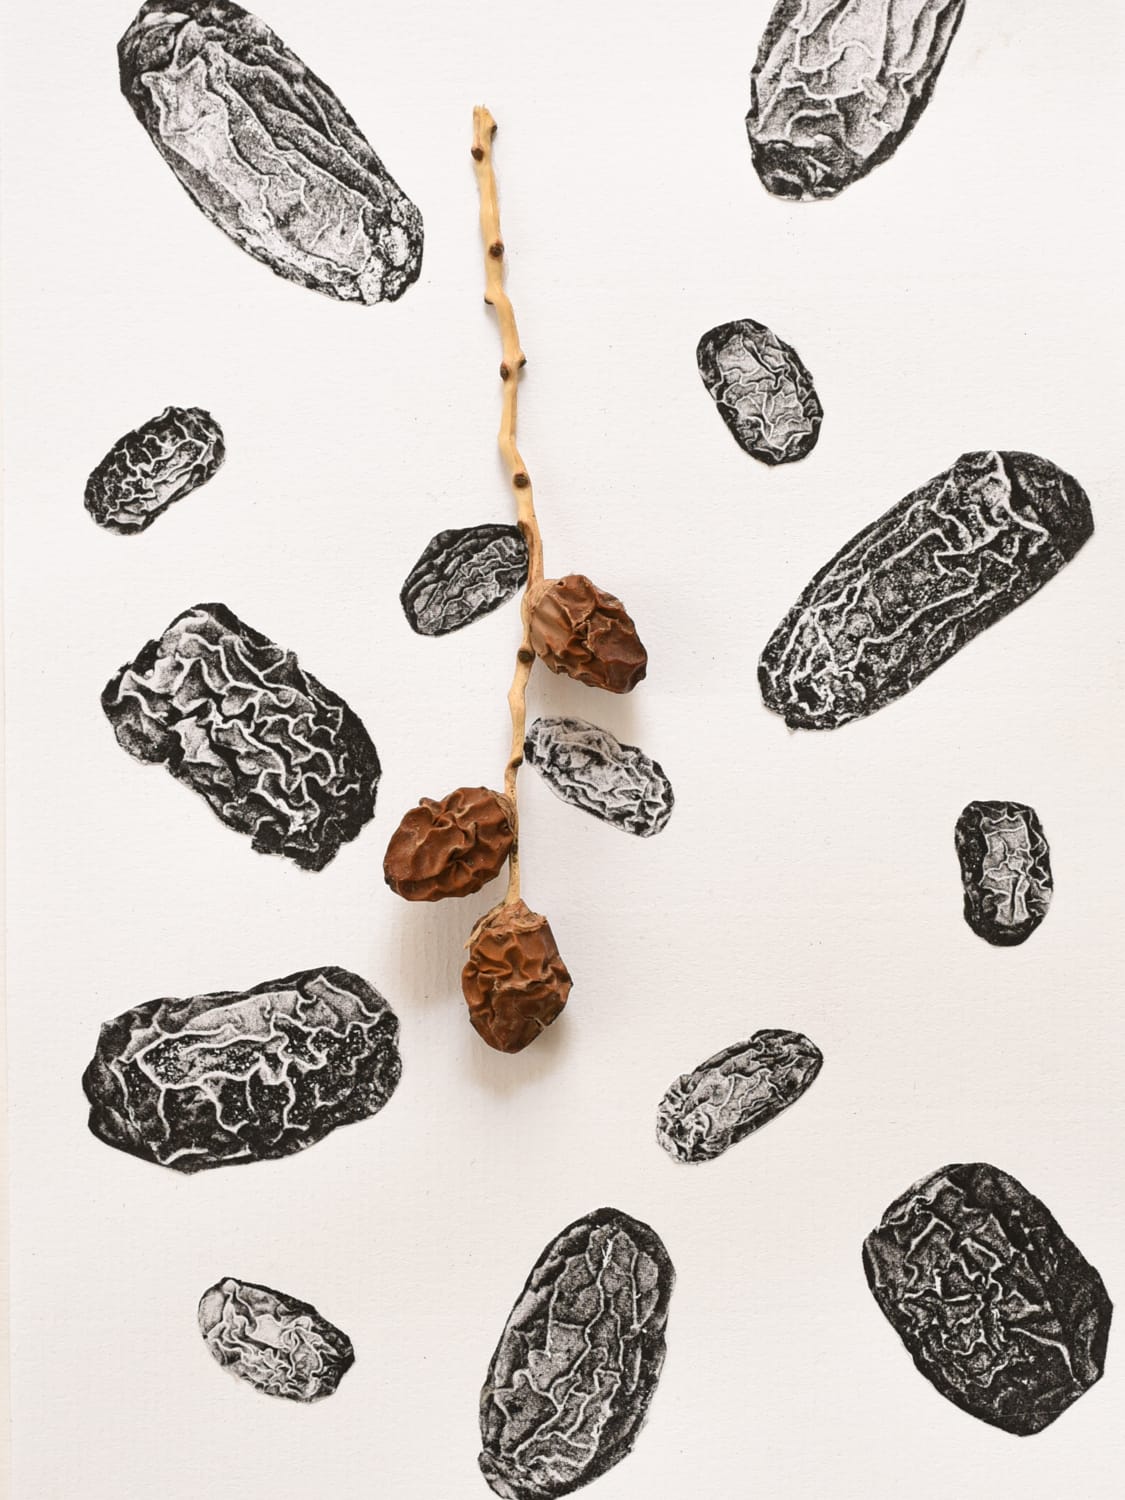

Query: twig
<box><xmin>472</xmin><ymin>105</ymin><xmax>544</xmax><ymax>905</ymax></box>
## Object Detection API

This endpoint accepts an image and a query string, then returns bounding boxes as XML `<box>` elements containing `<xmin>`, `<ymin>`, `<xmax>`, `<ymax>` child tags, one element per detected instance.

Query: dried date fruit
<box><xmin>102</xmin><ymin>602</ymin><xmax>380</xmax><ymax>869</ymax></box>
<box><xmin>83</xmin><ymin>966</ymin><xmax>401</xmax><ymax>1172</ymax></box>
<box><xmin>759</xmin><ymin>452</ymin><xmax>1094</xmax><ymax>730</ymax></box>
<box><xmin>118</xmin><ymin>1</ymin><xmax>423</xmax><ymax>304</ymax></box>
<box><xmin>656</xmin><ymin>1029</ymin><xmax>822</xmax><ymax>1164</ymax></box>
<box><xmin>955</xmin><ymin>800</ymin><xmax>1053</xmax><ymax>946</ymax></box>
<box><xmin>864</xmin><ymin>1162</ymin><xmax>1113</xmax><ymax>1434</ymax></box>
<box><xmin>401</xmin><ymin>524</ymin><xmax>529</xmax><ymax>635</ymax></box>
<box><xmin>696</xmin><ymin>319</ymin><xmax>822</xmax><ymax>465</ymax></box>
<box><xmin>747</xmin><ymin>0</ymin><xmax>966</xmax><ymax>201</ymax></box>
<box><xmin>524</xmin><ymin>717</ymin><xmax>673</xmax><ymax>837</ymax></box>
<box><xmin>480</xmin><ymin>1207</ymin><xmax>674</xmax><ymax>1499</ymax></box>
<box><xmin>199</xmin><ymin>1277</ymin><xmax>354</xmax><ymax>1400</ymax></box>
<box><xmin>527</xmin><ymin>575</ymin><xmax>647</xmax><ymax>694</ymax></box>
<box><xmin>384</xmin><ymin>786</ymin><xmax>514</xmax><ymax>900</ymax></box>
<box><xmin>462</xmin><ymin>900</ymin><xmax>571</xmax><ymax>1054</ymax></box>
<box><xmin>85</xmin><ymin>406</ymin><xmax>225</xmax><ymax>534</ymax></box>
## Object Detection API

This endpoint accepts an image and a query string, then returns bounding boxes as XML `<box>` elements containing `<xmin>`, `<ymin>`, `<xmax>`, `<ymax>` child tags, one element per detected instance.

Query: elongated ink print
<box><xmin>524</xmin><ymin>717</ymin><xmax>673</xmax><ymax>837</ymax></box>
<box><xmin>118</xmin><ymin>1</ymin><xmax>424</xmax><ymax>303</ymax></box>
<box><xmin>479</xmin><ymin>1208</ymin><xmax>674</xmax><ymax>1499</ymax></box>
<box><xmin>656</xmin><ymin>1030</ymin><xmax>823</xmax><ymax>1164</ymax></box>
<box><xmin>747</xmin><ymin>0</ymin><xmax>966</xmax><ymax>201</ymax></box>
<box><xmin>759</xmin><ymin>451</ymin><xmax>1094</xmax><ymax>730</ymax></box>
<box><xmin>864</xmin><ymin>1162</ymin><xmax>1113</xmax><ymax>1434</ymax></box>
<box><xmin>955</xmin><ymin>801</ymin><xmax>1053</xmax><ymax>946</ymax></box>
<box><xmin>696</xmin><ymin>319</ymin><xmax>822</xmax><ymax>465</ymax></box>
<box><xmin>85</xmin><ymin>406</ymin><xmax>225</xmax><ymax>534</ymax></box>
<box><xmin>199</xmin><ymin>1277</ymin><xmax>355</xmax><ymax>1401</ymax></box>
<box><xmin>102</xmin><ymin>603</ymin><xmax>381</xmax><ymax>869</ymax></box>
<box><xmin>83</xmin><ymin>966</ymin><xmax>402</xmax><ymax>1171</ymax></box>
<box><xmin>401</xmin><ymin>524</ymin><xmax>529</xmax><ymax>635</ymax></box>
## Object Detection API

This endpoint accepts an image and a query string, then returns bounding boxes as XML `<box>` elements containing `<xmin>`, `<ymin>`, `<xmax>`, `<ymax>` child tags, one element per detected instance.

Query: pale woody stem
<box><xmin>471</xmin><ymin>105</ymin><xmax>544</xmax><ymax>906</ymax></box>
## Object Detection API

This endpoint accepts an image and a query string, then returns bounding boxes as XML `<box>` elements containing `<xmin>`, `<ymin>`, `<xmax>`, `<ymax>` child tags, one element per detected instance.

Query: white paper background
<box><xmin>3</xmin><ymin>2</ymin><xmax>1124</xmax><ymax>1495</ymax></box>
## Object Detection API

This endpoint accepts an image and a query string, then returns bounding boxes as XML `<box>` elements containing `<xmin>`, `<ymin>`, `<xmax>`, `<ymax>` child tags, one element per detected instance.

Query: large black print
<box><xmin>479</xmin><ymin>1208</ymin><xmax>675</xmax><ymax>1498</ymax></box>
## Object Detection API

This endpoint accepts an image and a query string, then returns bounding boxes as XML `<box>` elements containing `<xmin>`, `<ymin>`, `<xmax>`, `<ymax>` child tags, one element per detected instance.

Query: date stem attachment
<box><xmin>472</xmin><ymin>106</ymin><xmax>543</xmax><ymax>905</ymax></box>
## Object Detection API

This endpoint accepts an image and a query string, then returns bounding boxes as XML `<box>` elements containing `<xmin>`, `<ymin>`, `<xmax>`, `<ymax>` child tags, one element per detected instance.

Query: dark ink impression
<box><xmin>759</xmin><ymin>452</ymin><xmax>1093</xmax><ymax>730</ymax></box>
<box><xmin>102</xmin><ymin>602</ymin><xmax>380</xmax><ymax>869</ymax></box>
<box><xmin>864</xmin><ymin>1162</ymin><xmax>1112</xmax><ymax>1435</ymax></box>
<box><xmin>83</xmin><ymin>966</ymin><xmax>401</xmax><ymax>1171</ymax></box>
<box><xmin>480</xmin><ymin>1207</ymin><xmax>674</xmax><ymax>1499</ymax></box>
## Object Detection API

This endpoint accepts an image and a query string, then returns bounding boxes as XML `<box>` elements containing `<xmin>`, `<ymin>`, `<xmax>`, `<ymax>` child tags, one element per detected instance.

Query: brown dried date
<box><xmin>462</xmin><ymin>901</ymin><xmax>571</xmax><ymax>1054</ymax></box>
<box><xmin>528</xmin><ymin>575</ymin><xmax>647</xmax><ymax>694</ymax></box>
<box><xmin>383</xmin><ymin>787</ymin><xmax>514</xmax><ymax>901</ymax></box>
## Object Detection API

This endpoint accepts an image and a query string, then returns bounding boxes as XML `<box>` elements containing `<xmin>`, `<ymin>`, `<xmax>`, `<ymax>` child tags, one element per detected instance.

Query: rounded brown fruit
<box><xmin>462</xmin><ymin>900</ymin><xmax>572</xmax><ymax>1053</ymax></box>
<box><xmin>528</xmin><ymin>574</ymin><xmax>647</xmax><ymax>693</ymax></box>
<box><xmin>383</xmin><ymin>787</ymin><xmax>514</xmax><ymax>901</ymax></box>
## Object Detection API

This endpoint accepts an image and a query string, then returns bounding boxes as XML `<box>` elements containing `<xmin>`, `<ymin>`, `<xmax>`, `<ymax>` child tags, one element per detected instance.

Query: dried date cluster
<box><xmin>383</xmin><ymin>111</ymin><xmax>668</xmax><ymax>1054</ymax></box>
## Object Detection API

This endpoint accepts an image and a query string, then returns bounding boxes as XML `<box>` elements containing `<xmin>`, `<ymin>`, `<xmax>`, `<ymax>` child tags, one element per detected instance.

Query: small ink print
<box><xmin>696</xmin><ymin>319</ymin><xmax>822</xmax><ymax>465</ymax></box>
<box><xmin>83</xmin><ymin>967</ymin><xmax>401</xmax><ymax>1171</ymax></box>
<box><xmin>199</xmin><ymin>1277</ymin><xmax>354</xmax><ymax>1400</ymax></box>
<box><xmin>864</xmin><ymin>1162</ymin><xmax>1113</xmax><ymax>1434</ymax></box>
<box><xmin>84</xmin><ymin>406</ymin><xmax>225</xmax><ymax>533</ymax></box>
<box><xmin>118</xmin><ymin>1</ymin><xmax>423</xmax><ymax>303</ymax></box>
<box><xmin>656</xmin><ymin>1030</ymin><xmax>823</xmax><ymax>1164</ymax></box>
<box><xmin>102</xmin><ymin>603</ymin><xmax>380</xmax><ymax>869</ymax></box>
<box><xmin>955</xmin><ymin>801</ymin><xmax>1053</xmax><ymax>946</ymax></box>
<box><xmin>747</xmin><ymin>0</ymin><xmax>966</xmax><ymax>201</ymax></box>
<box><xmin>759</xmin><ymin>452</ymin><xmax>1094</xmax><ymax>730</ymax></box>
<box><xmin>479</xmin><ymin>1208</ymin><xmax>674</xmax><ymax>1499</ymax></box>
<box><xmin>524</xmin><ymin>716</ymin><xmax>673</xmax><ymax>836</ymax></box>
<box><xmin>401</xmin><ymin>524</ymin><xmax>529</xmax><ymax>635</ymax></box>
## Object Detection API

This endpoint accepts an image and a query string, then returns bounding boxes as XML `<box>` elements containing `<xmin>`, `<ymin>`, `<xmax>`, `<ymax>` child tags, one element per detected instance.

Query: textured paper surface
<box><xmin>3</xmin><ymin>2</ymin><xmax>1124</xmax><ymax>1496</ymax></box>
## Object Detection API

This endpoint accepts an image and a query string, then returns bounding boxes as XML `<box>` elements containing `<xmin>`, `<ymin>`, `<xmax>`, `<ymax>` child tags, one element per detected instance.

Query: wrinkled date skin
<box><xmin>524</xmin><ymin>717</ymin><xmax>673</xmax><ymax>837</ymax></box>
<box><xmin>697</xmin><ymin>319</ymin><xmax>822</xmax><ymax>465</ymax></box>
<box><xmin>401</xmin><ymin>524</ymin><xmax>529</xmax><ymax>635</ymax></box>
<box><xmin>199</xmin><ymin>1277</ymin><xmax>354</xmax><ymax>1400</ymax></box>
<box><xmin>759</xmin><ymin>452</ymin><xmax>1094</xmax><ymax>730</ymax></box>
<box><xmin>864</xmin><ymin>1163</ymin><xmax>1113</xmax><ymax>1435</ymax></box>
<box><xmin>656</xmin><ymin>1029</ymin><xmax>823</xmax><ymax>1164</ymax></box>
<box><xmin>747</xmin><ymin>0</ymin><xmax>967</xmax><ymax>201</ymax></box>
<box><xmin>85</xmin><ymin>406</ymin><xmax>225</xmax><ymax>533</ymax></box>
<box><xmin>955</xmin><ymin>801</ymin><xmax>1053</xmax><ymax>946</ymax></box>
<box><xmin>83</xmin><ymin>966</ymin><xmax>401</xmax><ymax>1172</ymax></box>
<box><xmin>528</xmin><ymin>575</ymin><xmax>647</xmax><ymax>694</ymax></box>
<box><xmin>119</xmin><ymin>1</ymin><xmax>423</xmax><ymax>303</ymax></box>
<box><xmin>462</xmin><ymin>901</ymin><xmax>571</xmax><ymax>1054</ymax></box>
<box><xmin>102</xmin><ymin>602</ymin><xmax>381</xmax><ymax>869</ymax></box>
<box><xmin>384</xmin><ymin>786</ymin><xmax>514</xmax><ymax>900</ymax></box>
<box><xmin>480</xmin><ymin>1208</ymin><xmax>675</xmax><ymax>1500</ymax></box>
